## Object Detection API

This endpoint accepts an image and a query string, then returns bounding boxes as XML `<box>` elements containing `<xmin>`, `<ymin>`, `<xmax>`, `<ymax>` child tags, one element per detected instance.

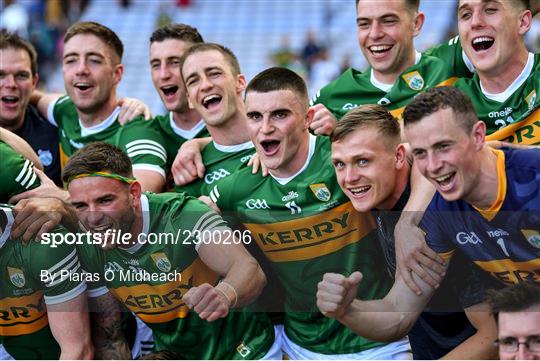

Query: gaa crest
<box><xmin>402</xmin><ymin>71</ymin><xmax>425</xmax><ymax>91</ymax></box>
<box><xmin>151</xmin><ymin>253</ymin><xmax>171</xmax><ymax>272</ymax></box>
<box><xmin>309</xmin><ymin>183</ymin><xmax>331</xmax><ymax>202</ymax></box>
<box><xmin>8</xmin><ymin>267</ymin><xmax>25</xmax><ymax>288</ymax></box>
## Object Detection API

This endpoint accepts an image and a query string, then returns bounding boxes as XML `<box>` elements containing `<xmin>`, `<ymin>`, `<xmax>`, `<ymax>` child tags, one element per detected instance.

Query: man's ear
<box><xmin>412</xmin><ymin>11</ymin><xmax>425</xmax><ymax>37</ymax></box>
<box><xmin>236</xmin><ymin>74</ymin><xmax>246</xmax><ymax>94</ymax></box>
<box><xmin>518</xmin><ymin>9</ymin><xmax>533</xmax><ymax>36</ymax></box>
<box><xmin>305</xmin><ymin>106</ymin><xmax>315</xmax><ymax>130</ymax></box>
<box><xmin>113</xmin><ymin>64</ymin><xmax>124</xmax><ymax>86</ymax></box>
<box><xmin>471</xmin><ymin>121</ymin><xmax>487</xmax><ymax>151</ymax></box>
<box><xmin>129</xmin><ymin>181</ymin><xmax>142</xmax><ymax>207</ymax></box>
<box><xmin>395</xmin><ymin>143</ymin><xmax>407</xmax><ymax>170</ymax></box>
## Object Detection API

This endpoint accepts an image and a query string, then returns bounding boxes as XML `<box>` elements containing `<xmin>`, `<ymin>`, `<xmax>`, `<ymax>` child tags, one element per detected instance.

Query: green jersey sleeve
<box><xmin>0</xmin><ymin>141</ymin><xmax>40</xmax><ymax>202</ymax></box>
<box><xmin>114</xmin><ymin>118</ymin><xmax>168</xmax><ymax>179</ymax></box>
<box><xmin>75</xmin><ymin>241</ymin><xmax>109</xmax><ymax>298</ymax></box>
<box><xmin>27</xmin><ymin>228</ymin><xmax>86</xmax><ymax>304</ymax></box>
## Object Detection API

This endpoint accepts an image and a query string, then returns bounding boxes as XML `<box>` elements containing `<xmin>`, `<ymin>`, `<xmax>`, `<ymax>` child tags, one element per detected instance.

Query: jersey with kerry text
<box><xmin>76</xmin><ymin>192</ymin><xmax>274</xmax><ymax>360</ymax></box>
<box><xmin>0</xmin><ymin>205</ymin><xmax>86</xmax><ymax>359</ymax></box>
<box><xmin>420</xmin><ymin>148</ymin><xmax>540</xmax><ymax>286</ymax></box>
<box><xmin>48</xmin><ymin>96</ymin><xmax>167</xmax><ymax>177</ymax></box>
<box><xmin>0</xmin><ymin>141</ymin><xmax>40</xmax><ymax>203</ymax></box>
<box><xmin>211</xmin><ymin>135</ymin><xmax>392</xmax><ymax>354</ymax></box>
<box><xmin>455</xmin><ymin>53</ymin><xmax>540</xmax><ymax>145</ymax></box>
<box><xmin>175</xmin><ymin>141</ymin><xmax>255</xmax><ymax>197</ymax></box>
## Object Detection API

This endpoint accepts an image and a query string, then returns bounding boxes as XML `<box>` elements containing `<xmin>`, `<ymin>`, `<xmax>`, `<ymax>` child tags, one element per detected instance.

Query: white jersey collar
<box><xmin>370</xmin><ymin>50</ymin><xmax>421</xmax><ymax>92</ymax></box>
<box><xmin>122</xmin><ymin>194</ymin><xmax>150</xmax><ymax>254</ymax></box>
<box><xmin>0</xmin><ymin>207</ymin><xmax>14</xmax><ymax>250</ymax></box>
<box><xmin>271</xmin><ymin>134</ymin><xmax>317</xmax><ymax>185</ymax></box>
<box><xmin>80</xmin><ymin>107</ymin><xmax>121</xmax><ymax>137</ymax></box>
<box><xmin>169</xmin><ymin>112</ymin><xmax>206</xmax><ymax>139</ymax></box>
<box><xmin>480</xmin><ymin>52</ymin><xmax>534</xmax><ymax>103</ymax></box>
<box><xmin>213</xmin><ymin>140</ymin><xmax>254</xmax><ymax>153</ymax></box>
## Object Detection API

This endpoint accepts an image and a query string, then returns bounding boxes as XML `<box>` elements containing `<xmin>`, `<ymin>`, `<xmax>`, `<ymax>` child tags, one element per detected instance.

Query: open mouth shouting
<box><xmin>202</xmin><ymin>94</ymin><xmax>222</xmax><ymax>110</ymax></box>
<box><xmin>368</xmin><ymin>44</ymin><xmax>393</xmax><ymax>58</ymax></box>
<box><xmin>260</xmin><ymin>139</ymin><xmax>280</xmax><ymax>157</ymax></box>
<box><xmin>74</xmin><ymin>82</ymin><xmax>93</xmax><ymax>93</ymax></box>
<box><xmin>160</xmin><ymin>84</ymin><xmax>179</xmax><ymax>100</ymax></box>
<box><xmin>1</xmin><ymin>95</ymin><xmax>20</xmax><ymax>108</ymax></box>
<box><xmin>471</xmin><ymin>36</ymin><xmax>495</xmax><ymax>52</ymax></box>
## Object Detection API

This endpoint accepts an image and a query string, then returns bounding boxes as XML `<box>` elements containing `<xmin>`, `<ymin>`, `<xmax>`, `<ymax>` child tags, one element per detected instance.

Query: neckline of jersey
<box><xmin>79</xmin><ymin>107</ymin><xmax>121</xmax><ymax>137</ymax></box>
<box><xmin>121</xmin><ymin>194</ymin><xmax>150</xmax><ymax>254</ymax></box>
<box><xmin>169</xmin><ymin>112</ymin><xmax>206</xmax><ymax>139</ymax></box>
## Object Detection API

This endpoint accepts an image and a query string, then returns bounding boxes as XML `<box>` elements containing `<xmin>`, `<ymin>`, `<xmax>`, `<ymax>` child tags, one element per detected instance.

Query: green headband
<box><xmin>66</xmin><ymin>172</ymin><xmax>136</xmax><ymax>189</ymax></box>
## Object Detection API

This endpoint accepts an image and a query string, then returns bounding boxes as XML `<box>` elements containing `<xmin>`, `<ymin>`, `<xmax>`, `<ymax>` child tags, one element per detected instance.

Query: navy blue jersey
<box><xmin>13</xmin><ymin>105</ymin><xmax>61</xmax><ymax>186</ymax></box>
<box><xmin>421</xmin><ymin>148</ymin><xmax>540</xmax><ymax>285</ymax></box>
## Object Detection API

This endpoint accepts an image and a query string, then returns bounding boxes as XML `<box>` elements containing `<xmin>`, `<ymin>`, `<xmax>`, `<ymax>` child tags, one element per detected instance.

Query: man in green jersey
<box><xmin>0</xmin><ymin>204</ymin><xmax>92</xmax><ymax>359</ymax></box>
<box><xmin>21</xmin><ymin>21</ymin><xmax>166</xmax><ymax>194</ymax></box>
<box><xmin>0</xmin><ymin>139</ymin><xmax>40</xmax><ymax>203</ymax></box>
<box><xmin>207</xmin><ymin>67</ymin><xmax>409</xmax><ymax>359</ymax></box>
<box><xmin>309</xmin><ymin>0</ymin><xmax>473</xmax><ymax>132</ymax></box>
<box><xmin>172</xmin><ymin>43</ymin><xmax>256</xmax><ymax>197</ymax></box>
<box><xmin>149</xmin><ymin>23</ymin><xmax>210</xmax><ymax>182</ymax></box>
<box><xmin>62</xmin><ymin>142</ymin><xmax>278</xmax><ymax>359</ymax></box>
<box><xmin>454</xmin><ymin>0</ymin><xmax>540</xmax><ymax>145</ymax></box>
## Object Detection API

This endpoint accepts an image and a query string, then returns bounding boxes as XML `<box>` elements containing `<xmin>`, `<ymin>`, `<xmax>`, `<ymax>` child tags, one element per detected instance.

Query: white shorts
<box><xmin>0</xmin><ymin>345</ymin><xmax>13</xmax><ymax>360</ymax></box>
<box><xmin>131</xmin><ymin>314</ymin><xmax>155</xmax><ymax>359</ymax></box>
<box><xmin>281</xmin><ymin>327</ymin><xmax>412</xmax><ymax>360</ymax></box>
<box><xmin>260</xmin><ymin>325</ymin><xmax>285</xmax><ymax>360</ymax></box>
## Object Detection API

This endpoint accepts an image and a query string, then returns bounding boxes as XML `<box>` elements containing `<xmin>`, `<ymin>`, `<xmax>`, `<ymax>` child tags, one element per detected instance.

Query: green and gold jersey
<box><xmin>154</xmin><ymin>113</ymin><xmax>209</xmax><ymax>171</ymax></box>
<box><xmin>0</xmin><ymin>141</ymin><xmax>40</xmax><ymax>203</ymax></box>
<box><xmin>455</xmin><ymin>53</ymin><xmax>540</xmax><ymax>145</ymax></box>
<box><xmin>0</xmin><ymin>205</ymin><xmax>86</xmax><ymax>359</ymax></box>
<box><xmin>175</xmin><ymin>140</ymin><xmax>255</xmax><ymax>198</ymax></box>
<box><xmin>210</xmin><ymin>135</ymin><xmax>392</xmax><ymax>355</ymax></box>
<box><xmin>311</xmin><ymin>36</ymin><xmax>472</xmax><ymax>120</ymax></box>
<box><xmin>76</xmin><ymin>192</ymin><xmax>274</xmax><ymax>360</ymax></box>
<box><xmin>47</xmin><ymin>96</ymin><xmax>168</xmax><ymax>177</ymax></box>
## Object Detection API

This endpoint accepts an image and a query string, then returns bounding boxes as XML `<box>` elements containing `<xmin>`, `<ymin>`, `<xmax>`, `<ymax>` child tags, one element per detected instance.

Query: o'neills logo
<box><xmin>282</xmin><ymin>191</ymin><xmax>299</xmax><ymax>202</ymax></box>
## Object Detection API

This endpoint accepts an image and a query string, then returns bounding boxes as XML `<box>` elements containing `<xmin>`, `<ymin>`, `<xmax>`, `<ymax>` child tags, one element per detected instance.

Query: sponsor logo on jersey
<box><xmin>402</xmin><ymin>71</ymin><xmax>424</xmax><ymax>91</ymax></box>
<box><xmin>281</xmin><ymin>191</ymin><xmax>299</xmax><ymax>202</ymax></box>
<box><xmin>378</xmin><ymin>97</ymin><xmax>391</xmax><ymax>106</ymax></box>
<box><xmin>488</xmin><ymin>107</ymin><xmax>513</xmax><ymax>119</ymax></box>
<box><xmin>37</xmin><ymin>149</ymin><xmax>53</xmax><ymax>166</ymax></box>
<box><xmin>309</xmin><ymin>183</ymin><xmax>331</xmax><ymax>202</ymax></box>
<box><xmin>522</xmin><ymin>229</ymin><xmax>540</xmax><ymax>249</ymax></box>
<box><xmin>342</xmin><ymin>103</ymin><xmax>359</xmax><ymax>111</ymax></box>
<box><xmin>236</xmin><ymin>342</ymin><xmax>252</xmax><ymax>357</ymax></box>
<box><xmin>486</xmin><ymin>110</ymin><xmax>540</xmax><ymax>145</ymax></box>
<box><xmin>151</xmin><ymin>253</ymin><xmax>172</xmax><ymax>272</ymax></box>
<box><xmin>8</xmin><ymin>267</ymin><xmax>25</xmax><ymax>288</ymax></box>
<box><xmin>204</xmin><ymin>169</ymin><xmax>231</xmax><ymax>184</ymax></box>
<box><xmin>285</xmin><ymin>201</ymin><xmax>302</xmax><ymax>214</ymax></box>
<box><xmin>456</xmin><ymin>231</ymin><xmax>482</xmax><ymax>245</ymax></box>
<box><xmin>487</xmin><ymin>229</ymin><xmax>510</xmax><ymax>238</ymax></box>
<box><xmin>246</xmin><ymin>199</ymin><xmax>271</xmax><ymax>210</ymax></box>
<box><xmin>525</xmin><ymin>90</ymin><xmax>537</xmax><ymax>110</ymax></box>
<box><xmin>474</xmin><ymin>258</ymin><xmax>540</xmax><ymax>285</ymax></box>
<box><xmin>240</xmin><ymin>154</ymin><xmax>255</xmax><ymax>163</ymax></box>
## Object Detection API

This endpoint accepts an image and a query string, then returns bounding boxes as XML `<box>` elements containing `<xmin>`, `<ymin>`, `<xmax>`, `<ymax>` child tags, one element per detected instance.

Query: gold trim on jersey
<box><xmin>0</xmin><ymin>292</ymin><xmax>48</xmax><ymax>336</ymax></box>
<box><xmin>473</xmin><ymin>149</ymin><xmax>507</xmax><ymax>221</ymax></box>
<box><xmin>474</xmin><ymin>258</ymin><xmax>540</xmax><ymax>285</ymax></box>
<box><xmin>244</xmin><ymin>202</ymin><xmax>375</xmax><ymax>263</ymax></box>
<box><xmin>437</xmin><ymin>250</ymin><xmax>455</xmax><ymax>262</ymax></box>
<box><xmin>390</xmin><ymin>77</ymin><xmax>460</xmax><ymax>120</ymax></box>
<box><xmin>59</xmin><ymin>143</ymin><xmax>70</xmax><ymax>170</ymax></box>
<box><xmin>485</xmin><ymin>108</ymin><xmax>540</xmax><ymax>145</ymax></box>
<box><xmin>110</xmin><ymin>257</ymin><xmax>219</xmax><ymax>324</ymax></box>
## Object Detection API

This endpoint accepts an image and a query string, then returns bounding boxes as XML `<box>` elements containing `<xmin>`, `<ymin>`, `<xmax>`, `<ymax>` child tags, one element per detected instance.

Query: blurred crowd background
<box><xmin>2</xmin><ymin>0</ymin><xmax>539</xmax><ymax>115</ymax></box>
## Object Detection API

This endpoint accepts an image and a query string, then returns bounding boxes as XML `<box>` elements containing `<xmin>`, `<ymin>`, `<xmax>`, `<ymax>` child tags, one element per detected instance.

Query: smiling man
<box><xmin>172</xmin><ymin>43</ymin><xmax>256</xmax><ymax>196</ymax></box>
<box><xmin>208</xmin><ymin>67</ymin><xmax>409</xmax><ymax>359</ymax></box>
<box><xmin>454</xmin><ymin>0</ymin><xmax>540</xmax><ymax>145</ymax></box>
<box><xmin>62</xmin><ymin>141</ymin><xmax>278</xmax><ymax>359</ymax></box>
<box><xmin>316</xmin><ymin>86</ymin><xmax>540</xmax><ymax>348</ymax></box>
<box><xmin>149</xmin><ymin>24</ymin><xmax>209</xmax><ymax>180</ymax></box>
<box><xmin>309</xmin><ymin>0</ymin><xmax>473</xmax><ymax>132</ymax></box>
<box><xmin>27</xmin><ymin>21</ymin><xmax>167</xmax><ymax>193</ymax></box>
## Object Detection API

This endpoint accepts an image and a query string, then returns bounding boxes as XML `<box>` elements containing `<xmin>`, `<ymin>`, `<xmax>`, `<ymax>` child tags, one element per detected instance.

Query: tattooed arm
<box><xmin>89</xmin><ymin>292</ymin><xmax>132</xmax><ymax>359</ymax></box>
